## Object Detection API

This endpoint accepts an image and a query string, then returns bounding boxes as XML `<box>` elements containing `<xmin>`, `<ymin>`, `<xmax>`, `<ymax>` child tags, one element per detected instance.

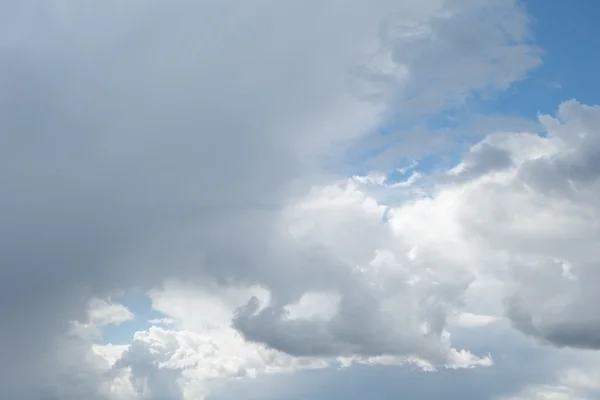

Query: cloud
<box><xmin>497</xmin><ymin>352</ymin><xmax>600</xmax><ymax>400</ymax></box>
<box><xmin>442</xmin><ymin>101</ymin><xmax>600</xmax><ymax>350</ymax></box>
<box><xmin>46</xmin><ymin>313</ymin><xmax>138</xmax><ymax>400</ymax></box>
<box><xmin>362</xmin><ymin>0</ymin><xmax>541</xmax><ymax>116</ymax></box>
<box><xmin>203</xmin><ymin>321</ymin><xmax>579</xmax><ymax>400</ymax></box>
<box><xmin>22</xmin><ymin>95</ymin><xmax>600</xmax><ymax>400</ymax></box>
<box><xmin>114</xmin><ymin>98</ymin><xmax>600</xmax><ymax>398</ymax></box>
<box><xmin>0</xmin><ymin>0</ymin><xmax>542</xmax><ymax>398</ymax></box>
<box><xmin>87</xmin><ymin>299</ymin><xmax>134</xmax><ymax>327</ymax></box>
<box><xmin>207</xmin><ymin>98</ymin><xmax>600</xmax><ymax>398</ymax></box>
<box><xmin>344</xmin><ymin>99</ymin><xmax>600</xmax><ymax>354</ymax></box>
<box><xmin>101</xmin><ymin>276</ymin><xmax>490</xmax><ymax>399</ymax></box>
<box><xmin>452</xmin><ymin>313</ymin><xmax>500</xmax><ymax>328</ymax></box>
<box><xmin>114</xmin><ymin>282</ymin><xmax>328</xmax><ymax>399</ymax></box>
<box><xmin>444</xmin><ymin>141</ymin><xmax>514</xmax><ymax>183</ymax></box>
<box><xmin>69</xmin><ymin>298</ymin><xmax>134</xmax><ymax>339</ymax></box>
<box><xmin>230</xmin><ymin>179</ymin><xmax>483</xmax><ymax>365</ymax></box>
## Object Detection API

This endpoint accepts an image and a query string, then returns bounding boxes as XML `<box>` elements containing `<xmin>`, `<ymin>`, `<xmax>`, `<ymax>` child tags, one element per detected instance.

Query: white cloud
<box><xmin>88</xmin><ymin>298</ymin><xmax>134</xmax><ymax>328</ymax></box>
<box><xmin>46</xmin><ymin>335</ymin><xmax>138</xmax><ymax>400</ymax></box>
<box><xmin>148</xmin><ymin>318</ymin><xmax>176</xmax><ymax>326</ymax></box>
<box><xmin>285</xmin><ymin>291</ymin><xmax>341</xmax><ymax>321</ymax></box>
<box><xmin>230</xmin><ymin>178</ymin><xmax>485</xmax><ymax>366</ymax></box>
<box><xmin>338</xmin><ymin>100</ymin><xmax>600</xmax><ymax>357</ymax></box>
<box><xmin>69</xmin><ymin>298</ymin><xmax>134</xmax><ymax>340</ymax></box>
<box><xmin>93</xmin><ymin>343</ymin><xmax>129</xmax><ymax>366</ymax></box>
<box><xmin>443</xmin><ymin>101</ymin><xmax>600</xmax><ymax>349</ymax></box>
<box><xmin>452</xmin><ymin>313</ymin><xmax>500</xmax><ymax>328</ymax></box>
<box><xmin>111</xmin><ymin>284</ymin><xmax>329</xmax><ymax>399</ymax></box>
<box><xmin>100</xmin><ymin>271</ymin><xmax>491</xmax><ymax>399</ymax></box>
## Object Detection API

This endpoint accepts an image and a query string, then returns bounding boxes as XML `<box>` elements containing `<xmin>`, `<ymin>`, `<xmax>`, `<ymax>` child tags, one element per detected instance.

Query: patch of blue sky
<box><xmin>344</xmin><ymin>110</ymin><xmax>463</xmax><ymax>172</ymax></box>
<box><xmin>344</xmin><ymin>112</ymin><xmax>474</xmax><ymax>183</ymax></box>
<box><xmin>99</xmin><ymin>290</ymin><xmax>168</xmax><ymax>345</ymax></box>
<box><xmin>480</xmin><ymin>0</ymin><xmax>600</xmax><ymax>119</ymax></box>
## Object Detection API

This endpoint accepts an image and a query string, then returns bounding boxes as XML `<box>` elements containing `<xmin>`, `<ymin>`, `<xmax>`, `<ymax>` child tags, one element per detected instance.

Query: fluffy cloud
<box><xmin>348</xmin><ymin>99</ymin><xmax>600</xmax><ymax>354</ymax></box>
<box><xmin>94</xmin><ymin>274</ymin><xmax>491</xmax><ymax>399</ymax></box>
<box><xmin>446</xmin><ymin>101</ymin><xmax>600</xmax><ymax>349</ymax></box>
<box><xmin>232</xmin><ymin>179</ymin><xmax>484</xmax><ymax>365</ymax></box>
<box><xmin>0</xmin><ymin>0</ymin><xmax>544</xmax><ymax>398</ymax></box>
<box><xmin>111</xmin><ymin>284</ymin><xmax>330</xmax><ymax>400</ymax></box>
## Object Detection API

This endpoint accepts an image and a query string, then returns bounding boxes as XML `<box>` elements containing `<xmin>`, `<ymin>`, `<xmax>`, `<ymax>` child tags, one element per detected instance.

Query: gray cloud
<box><xmin>0</xmin><ymin>0</ymin><xmax>541</xmax><ymax>397</ymax></box>
<box><xmin>440</xmin><ymin>142</ymin><xmax>514</xmax><ymax>184</ymax></box>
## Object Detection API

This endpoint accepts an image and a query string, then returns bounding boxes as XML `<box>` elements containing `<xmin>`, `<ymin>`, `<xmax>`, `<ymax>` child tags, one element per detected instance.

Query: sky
<box><xmin>485</xmin><ymin>0</ymin><xmax>600</xmax><ymax>116</ymax></box>
<box><xmin>2</xmin><ymin>0</ymin><xmax>600</xmax><ymax>399</ymax></box>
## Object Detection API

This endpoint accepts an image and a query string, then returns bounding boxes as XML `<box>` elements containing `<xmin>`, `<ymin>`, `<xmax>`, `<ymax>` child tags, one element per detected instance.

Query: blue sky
<box><xmin>99</xmin><ymin>291</ymin><xmax>165</xmax><ymax>344</ymax></box>
<box><xmin>485</xmin><ymin>0</ymin><xmax>600</xmax><ymax>117</ymax></box>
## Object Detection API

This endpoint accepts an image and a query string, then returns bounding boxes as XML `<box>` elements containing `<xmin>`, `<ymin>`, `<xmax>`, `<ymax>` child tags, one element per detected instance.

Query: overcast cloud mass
<box><xmin>1</xmin><ymin>0</ymin><xmax>599</xmax><ymax>399</ymax></box>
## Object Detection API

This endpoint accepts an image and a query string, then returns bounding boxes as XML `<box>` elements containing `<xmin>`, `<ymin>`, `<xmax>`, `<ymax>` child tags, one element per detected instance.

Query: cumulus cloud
<box><xmin>337</xmin><ymin>99</ymin><xmax>600</xmax><ymax>356</ymax></box>
<box><xmin>103</xmin><ymin>275</ymin><xmax>493</xmax><ymax>399</ymax></box>
<box><xmin>440</xmin><ymin>101</ymin><xmax>600</xmax><ymax>349</ymax></box>
<box><xmin>345</xmin><ymin>99</ymin><xmax>600</xmax><ymax>354</ymax></box>
<box><xmin>89</xmin><ymin>282</ymin><xmax>328</xmax><ymax>399</ymax></box>
<box><xmin>0</xmin><ymin>0</ymin><xmax>545</xmax><ymax>398</ymax></box>
<box><xmin>231</xmin><ymin>179</ymin><xmax>481</xmax><ymax>365</ymax></box>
